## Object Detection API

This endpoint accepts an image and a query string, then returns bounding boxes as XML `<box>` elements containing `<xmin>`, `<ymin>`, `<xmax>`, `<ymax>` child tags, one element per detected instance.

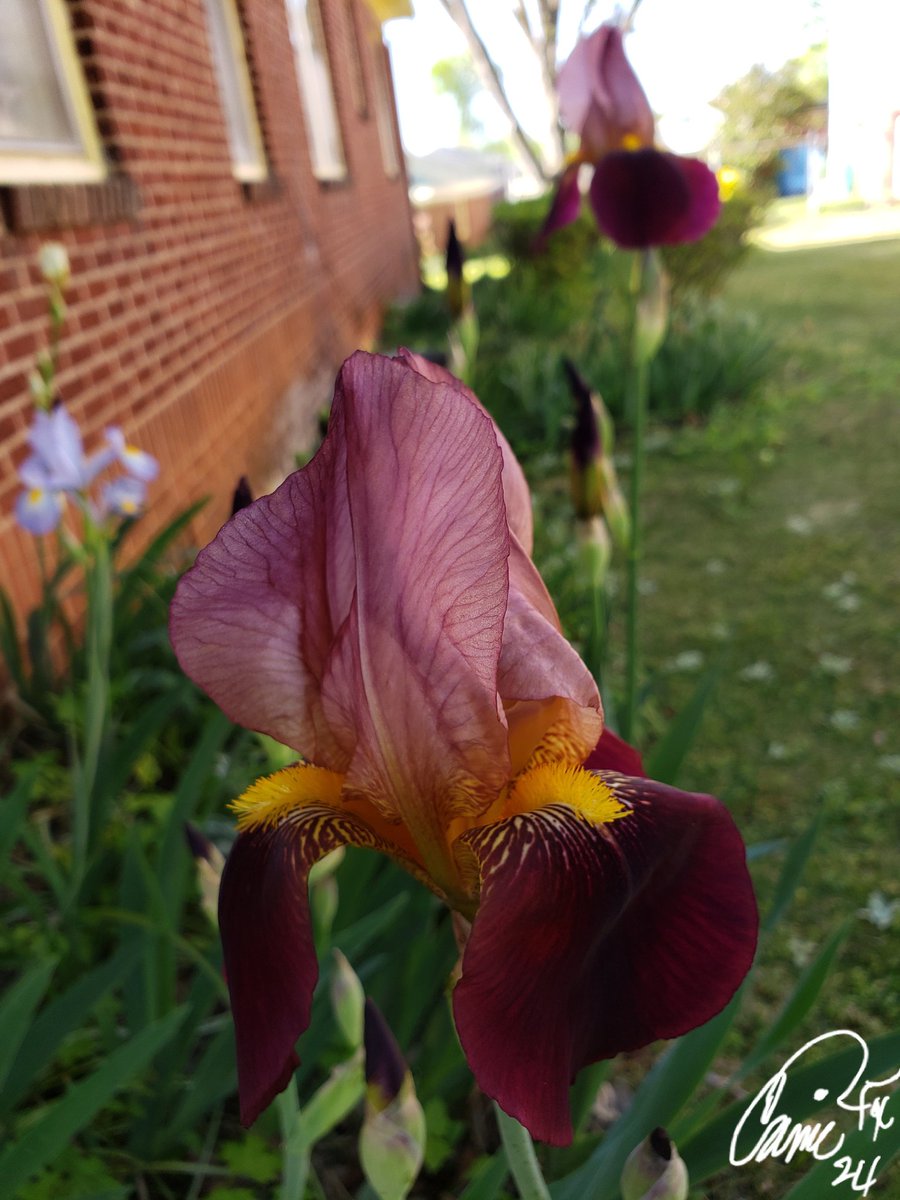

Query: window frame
<box><xmin>202</xmin><ymin>0</ymin><xmax>268</xmax><ymax>183</ymax></box>
<box><xmin>285</xmin><ymin>0</ymin><xmax>348</xmax><ymax>184</ymax></box>
<box><xmin>371</xmin><ymin>34</ymin><xmax>400</xmax><ymax>180</ymax></box>
<box><xmin>0</xmin><ymin>0</ymin><xmax>107</xmax><ymax>185</ymax></box>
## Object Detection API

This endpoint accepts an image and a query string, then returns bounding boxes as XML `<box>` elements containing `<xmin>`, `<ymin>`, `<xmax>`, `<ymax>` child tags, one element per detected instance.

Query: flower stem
<box><xmin>277</xmin><ymin>1078</ymin><xmax>310</xmax><ymax>1200</ymax></box>
<box><xmin>494</xmin><ymin>1104</ymin><xmax>551</xmax><ymax>1200</ymax></box>
<box><xmin>621</xmin><ymin>252</ymin><xmax>651</xmax><ymax>743</ymax></box>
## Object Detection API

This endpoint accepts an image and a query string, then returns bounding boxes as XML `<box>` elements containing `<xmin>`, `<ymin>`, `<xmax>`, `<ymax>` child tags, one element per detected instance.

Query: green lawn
<box><xmin>535</xmin><ymin>235</ymin><xmax>899</xmax><ymax>1146</ymax></box>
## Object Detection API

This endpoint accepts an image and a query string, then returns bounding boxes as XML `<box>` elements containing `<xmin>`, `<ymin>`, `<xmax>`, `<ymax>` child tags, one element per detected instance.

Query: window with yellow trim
<box><xmin>202</xmin><ymin>0</ymin><xmax>268</xmax><ymax>182</ymax></box>
<box><xmin>0</xmin><ymin>0</ymin><xmax>106</xmax><ymax>185</ymax></box>
<box><xmin>285</xmin><ymin>0</ymin><xmax>348</xmax><ymax>182</ymax></box>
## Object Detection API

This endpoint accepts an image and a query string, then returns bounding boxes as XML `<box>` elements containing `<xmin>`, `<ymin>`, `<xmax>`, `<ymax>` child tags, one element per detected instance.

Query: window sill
<box><xmin>0</xmin><ymin>174</ymin><xmax>141</xmax><ymax>235</ymax></box>
<box><xmin>241</xmin><ymin>175</ymin><xmax>282</xmax><ymax>203</ymax></box>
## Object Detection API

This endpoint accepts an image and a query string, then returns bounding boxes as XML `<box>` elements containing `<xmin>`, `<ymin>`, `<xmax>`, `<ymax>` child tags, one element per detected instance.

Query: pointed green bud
<box><xmin>308</xmin><ymin>845</ymin><xmax>345</xmax><ymax>884</ymax></box>
<box><xmin>28</xmin><ymin>369</ymin><xmax>52</xmax><ymax>409</ymax></box>
<box><xmin>620</xmin><ymin>1127</ymin><xmax>688</xmax><ymax>1200</ymax></box>
<box><xmin>38</xmin><ymin>242</ymin><xmax>70</xmax><ymax>287</ymax></box>
<box><xmin>310</xmin><ymin>873</ymin><xmax>339</xmax><ymax>945</ymax></box>
<box><xmin>183</xmin><ymin>822</ymin><xmax>224</xmax><ymax>926</ymax></box>
<box><xmin>445</xmin><ymin>219</ymin><xmax>469</xmax><ymax>321</ymax></box>
<box><xmin>634</xmin><ymin>250</ymin><xmax>670</xmax><ymax>365</ymax></box>
<box><xmin>598</xmin><ymin>458</ymin><xmax>631</xmax><ymax>551</ymax></box>
<box><xmin>360</xmin><ymin>1000</ymin><xmax>425</xmax><ymax>1200</ymax></box>
<box><xmin>564</xmin><ymin>357</ymin><xmax>630</xmax><ymax>547</ymax></box>
<box><xmin>576</xmin><ymin>515</ymin><xmax>612</xmax><ymax>591</ymax></box>
<box><xmin>36</xmin><ymin>350</ymin><xmax>54</xmax><ymax>386</ymax></box>
<box><xmin>331</xmin><ymin>949</ymin><xmax>364</xmax><ymax>1050</ymax></box>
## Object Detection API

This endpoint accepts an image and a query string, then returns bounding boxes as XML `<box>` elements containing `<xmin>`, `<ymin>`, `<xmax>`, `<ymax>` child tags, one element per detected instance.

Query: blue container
<box><xmin>777</xmin><ymin>146</ymin><xmax>809</xmax><ymax>197</ymax></box>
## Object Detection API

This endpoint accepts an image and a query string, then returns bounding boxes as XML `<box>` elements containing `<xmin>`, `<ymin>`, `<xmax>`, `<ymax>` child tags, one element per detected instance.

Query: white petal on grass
<box><xmin>830</xmin><ymin>709</ymin><xmax>862</xmax><ymax>733</ymax></box>
<box><xmin>707</xmin><ymin>478</ymin><xmax>740</xmax><ymax>497</ymax></box>
<box><xmin>739</xmin><ymin>661</ymin><xmax>775</xmax><ymax>683</ymax></box>
<box><xmin>877</xmin><ymin>754</ymin><xmax>900</xmax><ymax>775</ymax></box>
<box><xmin>858</xmin><ymin>891</ymin><xmax>899</xmax><ymax>931</ymax></box>
<box><xmin>817</xmin><ymin>653</ymin><xmax>853</xmax><ymax>675</ymax></box>
<box><xmin>788</xmin><ymin>936</ymin><xmax>815</xmax><ymax>968</ymax></box>
<box><xmin>767</xmin><ymin>741</ymin><xmax>789</xmax><ymax>760</ymax></box>
<box><xmin>705</xmin><ymin>558</ymin><xmax>726</xmax><ymax>575</ymax></box>
<box><xmin>786</xmin><ymin>514</ymin><xmax>814</xmax><ymax>535</ymax></box>
<box><xmin>637</xmin><ymin>578</ymin><xmax>657</xmax><ymax>596</ymax></box>
<box><xmin>835</xmin><ymin>593</ymin><xmax>861</xmax><ymax>613</ymax></box>
<box><xmin>668</xmin><ymin>650</ymin><xmax>705</xmax><ymax>672</ymax></box>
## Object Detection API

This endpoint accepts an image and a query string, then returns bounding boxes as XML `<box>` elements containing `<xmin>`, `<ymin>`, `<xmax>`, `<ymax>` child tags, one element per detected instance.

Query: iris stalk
<box><xmin>69</xmin><ymin>511</ymin><xmax>113</xmax><ymax>906</ymax></box>
<box><xmin>622</xmin><ymin>251</ymin><xmax>651</xmax><ymax>742</ymax></box>
<box><xmin>495</xmin><ymin>1104</ymin><xmax>551</xmax><ymax>1200</ymax></box>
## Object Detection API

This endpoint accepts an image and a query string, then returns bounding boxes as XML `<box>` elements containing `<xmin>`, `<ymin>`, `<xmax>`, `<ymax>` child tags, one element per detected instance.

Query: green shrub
<box><xmin>661</xmin><ymin>179</ymin><xmax>773</xmax><ymax>300</ymax></box>
<box><xmin>381</xmin><ymin>192</ymin><xmax>778</xmax><ymax>460</ymax></box>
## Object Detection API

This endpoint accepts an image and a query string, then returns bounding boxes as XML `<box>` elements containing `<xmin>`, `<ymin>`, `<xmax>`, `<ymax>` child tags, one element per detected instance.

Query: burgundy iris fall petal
<box><xmin>170</xmin><ymin>351</ymin><xmax>758</xmax><ymax>1141</ymax></box>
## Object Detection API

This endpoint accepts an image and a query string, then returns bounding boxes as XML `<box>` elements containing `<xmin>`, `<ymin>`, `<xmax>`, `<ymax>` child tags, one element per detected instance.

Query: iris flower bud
<box><xmin>360</xmin><ymin>1000</ymin><xmax>425</xmax><ymax>1200</ymax></box>
<box><xmin>445</xmin><ymin>219</ymin><xmax>469</xmax><ymax>321</ymax></box>
<box><xmin>620</xmin><ymin>1127</ymin><xmax>688</xmax><ymax>1200</ymax></box>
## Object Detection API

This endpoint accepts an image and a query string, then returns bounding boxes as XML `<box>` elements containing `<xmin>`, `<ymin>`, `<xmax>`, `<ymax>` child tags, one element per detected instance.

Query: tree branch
<box><xmin>436</xmin><ymin>0</ymin><xmax>552</xmax><ymax>182</ymax></box>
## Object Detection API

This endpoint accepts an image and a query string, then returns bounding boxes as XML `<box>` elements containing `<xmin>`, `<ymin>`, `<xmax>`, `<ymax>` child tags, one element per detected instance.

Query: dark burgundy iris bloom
<box><xmin>541</xmin><ymin>25</ymin><xmax>721</xmax><ymax>250</ymax></box>
<box><xmin>170</xmin><ymin>351</ymin><xmax>757</xmax><ymax>1145</ymax></box>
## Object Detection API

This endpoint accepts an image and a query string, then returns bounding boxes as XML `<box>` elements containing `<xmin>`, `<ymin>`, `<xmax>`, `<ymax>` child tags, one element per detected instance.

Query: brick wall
<box><xmin>0</xmin><ymin>0</ymin><xmax>420</xmax><ymax>624</ymax></box>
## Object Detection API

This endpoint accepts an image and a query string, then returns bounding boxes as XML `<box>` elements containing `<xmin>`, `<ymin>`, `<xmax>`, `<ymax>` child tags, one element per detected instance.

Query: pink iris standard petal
<box><xmin>662</xmin><ymin>155</ymin><xmax>722</xmax><ymax>244</ymax></box>
<box><xmin>394</xmin><ymin>349</ymin><xmax>534</xmax><ymax>555</ymax></box>
<box><xmin>589</xmin><ymin>148</ymin><xmax>692</xmax><ymax>249</ymax></box>
<box><xmin>556</xmin><ymin>28</ymin><xmax>599</xmax><ymax>135</ymax></box>
<box><xmin>453</xmin><ymin>776</ymin><xmax>758</xmax><ymax>1144</ymax></box>
<box><xmin>219</xmin><ymin>805</ymin><xmax>396</xmax><ymax>1126</ymax></box>
<box><xmin>319</xmin><ymin>354</ymin><xmax>512</xmax><ymax>830</ymax></box>
<box><xmin>564</xmin><ymin>26</ymin><xmax>655</xmax><ymax>158</ymax></box>
<box><xmin>170</xmin><ymin>405</ymin><xmax>356</xmax><ymax>769</ymax></box>
<box><xmin>499</xmin><ymin>538</ymin><xmax>602</xmax><ymax>766</ymax></box>
<box><xmin>535</xmin><ymin>163</ymin><xmax>584</xmax><ymax>252</ymax></box>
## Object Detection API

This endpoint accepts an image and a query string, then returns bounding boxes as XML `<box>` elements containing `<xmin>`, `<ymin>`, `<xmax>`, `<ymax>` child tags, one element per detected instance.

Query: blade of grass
<box><xmin>646</xmin><ymin>666</ymin><xmax>719</xmax><ymax>785</ymax></box>
<box><xmin>738</xmin><ymin>919</ymin><xmax>851</xmax><ymax>1080</ymax></box>
<box><xmin>91</xmin><ymin>680</ymin><xmax>191</xmax><ymax>838</ymax></box>
<box><xmin>0</xmin><ymin>959</ymin><xmax>58</xmax><ymax>1093</ymax></box>
<box><xmin>0</xmin><ymin>587</ymin><xmax>26</xmax><ymax>692</ymax></box>
<box><xmin>164</xmin><ymin>1024</ymin><xmax>236</xmax><ymax>1146</ymax></box>
<box><xmin>0</xmin><ymin>1007</ymin><xmax>187</xmax><ymax>1200</ymax></box>
<box><xmin>763</xmin><ymin>808</ymin><xmax>823</xmax><ymax>934</ymax></box>
<box><xmin>158</xmin><ymin>707</ymin><xmax>233</xmax><ymax>929</ymax></box>
<box><xmin>0</xmin><ymin>767</ymin><xmax>38</xmax><ymax>880</ymax></box>
<box><xmin>1</xmin><ymin>941</ymin><xmax>143</xmax><ymax>1114</ymax></box>
<box><xmin>459</xmin><ymin>1153</ymin><xmax>511</xmax><ymax>1200</ymax></box>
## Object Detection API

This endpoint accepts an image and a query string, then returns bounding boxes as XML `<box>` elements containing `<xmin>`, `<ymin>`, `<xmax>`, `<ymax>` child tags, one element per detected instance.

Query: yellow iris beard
<box><xmin>506</xmin><ymin>762</ymin><xmax>628</xmax><ymax>826</ymax></box>
<box><xmin>231</xmin><ymin>763</ymin><xmax>344</xmax><ymax>831</ymax></box>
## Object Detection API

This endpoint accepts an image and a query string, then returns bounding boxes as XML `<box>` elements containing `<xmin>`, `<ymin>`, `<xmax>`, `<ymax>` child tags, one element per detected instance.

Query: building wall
<box><xmin>0</xmin><ymin>0</ymin><xmax>420</xmax><ymax>622</ymax></box>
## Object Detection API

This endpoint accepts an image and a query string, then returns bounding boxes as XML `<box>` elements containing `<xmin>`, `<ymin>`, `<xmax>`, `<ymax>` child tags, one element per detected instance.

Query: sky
<box><xmin>384</xmin><ymin>0</ymin><xmax>826</xmax><ymax>157</ymax></box>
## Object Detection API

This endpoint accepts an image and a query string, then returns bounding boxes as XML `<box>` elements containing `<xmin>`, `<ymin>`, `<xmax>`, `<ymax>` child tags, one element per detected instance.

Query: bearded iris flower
<box><xmin>542</xmin><ymin>25</ymin><xmax>721</xmax><ymax>250</ymax></box>
<box><xmin>170</xmin><ymin>351</ymin><xmax>757</xmax><ymax>1145</ymax></box>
